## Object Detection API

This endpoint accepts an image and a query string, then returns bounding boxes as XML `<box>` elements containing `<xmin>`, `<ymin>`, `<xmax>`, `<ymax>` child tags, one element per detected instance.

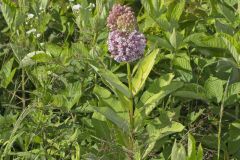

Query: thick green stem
<box><xmin>127</xmin><ymin>63</ymin><xmax>134</xmax><ymax>127</ymax></box>
<box><xmin>127</xmin><ymin>63</ymin><xmax>134</xmax><ymax>159</ymax></box>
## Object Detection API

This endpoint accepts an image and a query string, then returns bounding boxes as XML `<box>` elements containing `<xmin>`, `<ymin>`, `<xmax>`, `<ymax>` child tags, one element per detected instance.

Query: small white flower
<box><xmin>36</xmin><ymin>33</ymin><xmax>41</xmax><ymax>38</ymax></box>
<box><xmin>69</xmin><ymin>0</ymin><xmax>74</xmax><ymax>2</ymax></box>
<box><xmin>89</xmin><ymin>3</ymin><xmax>95</xmax><ymax>8</ymax></box>
<box><xmin>72</xmin><ymin>4</ymin><xmax>81</xmax><ymax>11</ymax></box>
<box><xmin>26</xmin><ymin>28</ymin><xmax>36</xmax><ymax>35</ymax></box>
<box><xmin>27</xmin><ymin>13</ymin><xmax>34</xmax><ymax>19</ymax></box>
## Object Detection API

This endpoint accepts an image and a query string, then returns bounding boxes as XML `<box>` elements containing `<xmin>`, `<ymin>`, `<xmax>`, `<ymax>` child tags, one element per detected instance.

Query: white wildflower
<box><xmin>72</xmin><ymin>4</ymin><xmax>81</xmax><ymax>11</ymax></box>
<box><xmin>27</xmin><ymin>13</ymin><xmax>34</xmax><ymax>19</ymax></box>
<box><xmin>89</xmin><ymin>3</ymin><xmax>95</xmax><ymax>8</ymax></box>
<box><xmin>36</xmin><ymin>33</ymin><xmax>41</xmax><ymax>38</ymax></box>
<box><xmin>26</xmin><ymin>28</ymin><xmax>36</xmax><ymax>35</ymax></box>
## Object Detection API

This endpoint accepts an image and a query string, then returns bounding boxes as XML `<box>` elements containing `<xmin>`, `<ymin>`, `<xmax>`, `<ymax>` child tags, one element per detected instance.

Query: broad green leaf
<box><xmin>217</xmin><ymin>3</ymin><xmax>236</xmax><ymax>23</ymax></box>
<box><xmin>143</xmin><ymin>121</ymin><xmax>185</xmax><ymax>158</ymax></box>
<box><xmin>187</xmin><ymin>109</ymin><xmax>205</xmax><ymax>124</ymax></box>
<box><xmin>170</xmin><ymin>28</ymin><xmax>177</xmax><ymax>49</ymax></box>
<box><xmin>93</xmin><ymin>85</ymin><xmax>127</xmax><ymax>119</ymax></box>
<box><xmin>91</xmin><ymin>66</ymin><xmax>131</xmax><ymax>99</ymax></box>
<box><xmin>173</xmin><ymin>53</ymin><xmax>192</xmax><ymax>82</ymax></box>
<box><xmin>93</xmin><ymin>68</ymin><xmax>132</xmax><ymax>110</ymax></box>
<box><xmin>188</xmin><ymin>134</ymin><xmax>196</xmax><ymax>160</ymax></box>
<box><xmin>141</xmin><ymin>0</ymin><xmax>170</xmax><ymax>31</ymax></box>
<box><xmin>171</xmin><ymin>141</ymin><xmax>187</xmax><ymax>160</ymax></box>
<box><xmin>20</xmin><ymin>51</ymin><xmax>50</xmax><ymax>67</ymax></box>
<box><xmin>228</xmin><ymin>121</ymin><xmax>240</xmax><ymax>154</ymax></box>
<box><xmin>215</xmin><ymin>20</ymin><xmax>235</xmax><ymax>35</ymax></box>
<box><xmin>139</xmin><ymin>73</ymin><xmax>175</xmax><ymax>104</ymax></box>
<box><xmin>173</xmin><ymin>83</ymin><xmax>207</xmax><ymax>101</ymax></box>
<box><xmin>91</xmin><ymin>106</ymin><xmax>129</xmax><ymax>133</ymax></box>
<box><xmin>2</xmin><ymin>132</ymin><xmax>25</xmax><ymax>158</ymax></box>
<box><xmin>0</xmin><ymin>58</ymin><xmax>16</xmax><ymax>88</ymax></box>
<box><xmin>65</xmin><ymin>82</ymin><xmax>82</xmax><ymax>110</ymax></box>
<box><xmin>204</xmin><ymin>76</ymin><xmax>224</xmax><ymax>103</ymax></box>
<box><xmin>142</xmin><ymin>81</ymin><xmax>183</xmax><ymax>115</ymax></box>
<box><xmin>227</xmin><ymin>82</ymin><xmax>240</xmax><ymax>97</ymax></box>
<box><xmin>1</xmin><ymin>1</ymin><xmax>16</xmax><ymax>28</ymax></box>
<box><xmin>197</xmin><ymin>144</ymin><xmax>203</xmax><ymax>160</ymax></box>
<box><xmin>132</xmin><ymin>49</ymin><xmax>159</xmax><ymax>95</ymax></box>
<box><xmin>31</xmin><ymin>53</ymin><xmax>52</xmax><ymax>63</ymax></box>
<box><xmin>168</xmin><ymin>0</ymin><xmax>185</xmax><ymax>22</ymax></box>
<box><xmin>51</xmin><ymin>82</ymin><xmax>82</xmax><ymax>111</ymax></box>
<box><xmin>147</xmin><ymin>35</ymin><xmax>173</xmax><ymax>51</ymax></box>
<box><xmin>184</xmin><ymin>33</ymin><xmax>225</xmax><ymax>49</ymax></box>
<box><xmin>147</xmin><ymin>121</ymin><xmax>185</xmax><ymax>141</ymax></box>
<box><xmin>141</xmin><ymin>0</ymin><xmax>163</xmax><ymax>16</ymax></box>
<box><xmin>222</xmin><ymin>37</ymin><xmax>240</xmax><ymax>65</ymax></box>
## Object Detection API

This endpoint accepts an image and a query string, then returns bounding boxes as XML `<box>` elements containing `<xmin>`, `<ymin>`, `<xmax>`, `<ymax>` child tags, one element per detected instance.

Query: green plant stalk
<box><xmin>236</xmin><ymin>105</ymin><xmax>239</xmax><ymax>119</ymax></box>
<box><xmin>217</xmin><ymin>78</ymin><xmax>230</xmax><ymax>160</ymax></box>
<box><xmin>22</xmin><ymin>69</ymin><xmax>26</xmax><ymax>108</ymax></box>
<box><xmin>127</xmin><ymin>63</ymin><xmax>134</xmax><ymax>159</ymax></box>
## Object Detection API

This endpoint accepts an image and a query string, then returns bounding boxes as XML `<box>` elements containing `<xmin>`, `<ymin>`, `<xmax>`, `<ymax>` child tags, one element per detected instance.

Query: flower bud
<box><xmin>107</xmin><ymin>4</ymin><xmax>137</xmax><ymax>33</ymax></box>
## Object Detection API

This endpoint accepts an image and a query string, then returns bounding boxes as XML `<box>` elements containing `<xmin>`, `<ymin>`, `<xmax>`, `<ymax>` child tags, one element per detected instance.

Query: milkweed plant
<box><xmin>0</xmin><ymin>0</ymin><xmax>240</xmax><ymax>160</ymax></box>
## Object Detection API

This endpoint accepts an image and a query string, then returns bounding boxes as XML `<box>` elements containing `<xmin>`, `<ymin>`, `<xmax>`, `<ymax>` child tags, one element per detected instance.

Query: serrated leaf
<box><xmin>227</xmin><ymin>82</ymin><xmax>240</xmax><ymax>97</ymax></box>
<box><xmin>184</xmin><ymin>33</ymin><xmax>225</xmax><ymax>49</ymax></box>
<box><xmin>1</xmin><ymin>1</ymin><xmax>16</xmax><ymax>28</ymax></box>
<box><xmin>169</xmin><ymin>0</ymin><xmax>185</xmax><ymax>22</ymax></box>
<box><xmin>0</xmin><ymin>58</ymin><xmax>16</xmax><ymax>88</ymax></box>
<box><xmin>204</xmin><ymin>76</ymin><xmax>224</xmax><ymax>103</ymax></box>
<box><xmin>217</xmin><ymin>3</ymin><xmax>236</xmax><ymax>22</ymax></box>
<box><xmin>222</xmin><ymin>37</ymin><xmax>240</xmax><ymax>65</ymax></box>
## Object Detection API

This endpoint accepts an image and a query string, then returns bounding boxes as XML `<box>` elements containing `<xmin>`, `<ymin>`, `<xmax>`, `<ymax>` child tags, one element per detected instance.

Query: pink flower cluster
<box><xmin>107</xmin><ymin>4</ymin><xmax>137</xmax><ymax>32</ymax></box>
<box><xmin>107</xmin><ymin>4</ymin><xmax>146</xmax><ymax>62</ymax></box>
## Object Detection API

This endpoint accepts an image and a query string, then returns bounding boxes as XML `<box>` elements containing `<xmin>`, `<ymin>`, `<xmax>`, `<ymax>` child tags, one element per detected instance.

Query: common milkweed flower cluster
<box><xmin>107</xmin><ymin>4</ymin><xmax>146</xmax><ymax>62</ymax></box>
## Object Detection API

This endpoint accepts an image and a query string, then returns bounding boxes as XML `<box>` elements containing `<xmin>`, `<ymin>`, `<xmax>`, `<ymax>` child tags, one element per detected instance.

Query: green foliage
<box><xmin>0</xmin><ymin>0</ymin><xmax>240</xmax><ymax>159</ymax></box>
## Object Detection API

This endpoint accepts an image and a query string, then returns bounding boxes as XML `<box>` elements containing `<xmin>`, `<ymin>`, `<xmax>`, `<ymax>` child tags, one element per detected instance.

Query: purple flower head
<box><xmin>108</xmin><ymin>30</ymin><xmax>146</xmax><ymax>62</ymax></box>
<box><xmin>107</xmin><ymin>4</ymin><xmax>137</xmax><ymax>32</ymax></box>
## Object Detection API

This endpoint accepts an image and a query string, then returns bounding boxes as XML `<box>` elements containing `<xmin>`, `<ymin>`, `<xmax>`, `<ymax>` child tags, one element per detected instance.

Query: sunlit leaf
<box><xmin>132</xmin><ymin>49</ymin><xmax>159</xmax><ymax>95</ymax></box>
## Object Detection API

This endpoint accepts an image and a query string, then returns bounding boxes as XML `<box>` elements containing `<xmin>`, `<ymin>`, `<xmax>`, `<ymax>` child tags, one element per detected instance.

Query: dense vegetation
<box><xmin>0</xmin><ymin>0</ymin><xmax>240</xmax><ymax>159</ymax></box>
